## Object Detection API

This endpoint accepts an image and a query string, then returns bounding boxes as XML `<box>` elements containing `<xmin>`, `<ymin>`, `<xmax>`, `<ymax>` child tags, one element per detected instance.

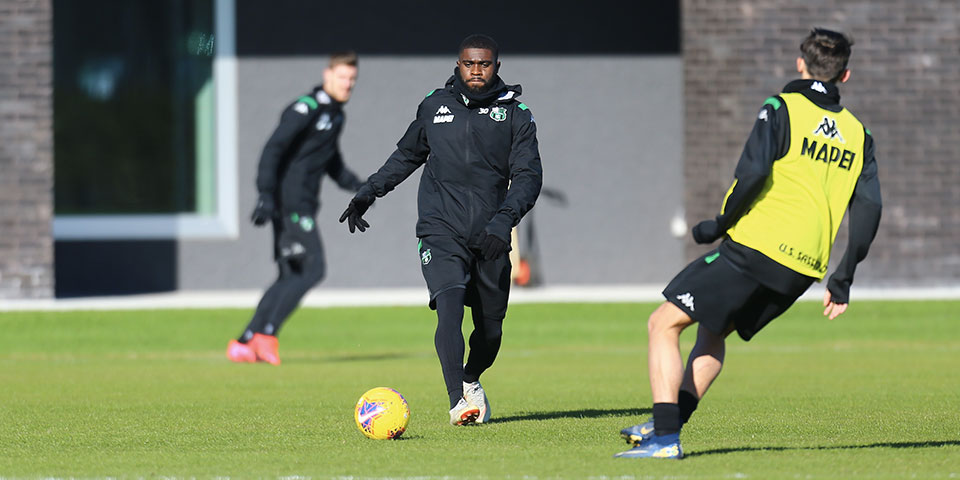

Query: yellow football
<box><xmin>354</xmin><ymin>387</ymin><xmax>410</xmax><ymax>440</ymax></box>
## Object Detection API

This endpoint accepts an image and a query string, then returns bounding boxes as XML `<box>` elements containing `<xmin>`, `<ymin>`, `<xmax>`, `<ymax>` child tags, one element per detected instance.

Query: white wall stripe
<box><xmin>1</xmin><ymin>285</ymin><xmax>957</xmax><ymax>311</ymax></box>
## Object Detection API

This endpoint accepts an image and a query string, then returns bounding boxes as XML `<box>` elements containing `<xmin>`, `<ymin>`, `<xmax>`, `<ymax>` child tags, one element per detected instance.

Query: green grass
<box><xmin>0</xmin><ymin>300</ymin><xmax>958</xmax><ymax>478</ymax></box>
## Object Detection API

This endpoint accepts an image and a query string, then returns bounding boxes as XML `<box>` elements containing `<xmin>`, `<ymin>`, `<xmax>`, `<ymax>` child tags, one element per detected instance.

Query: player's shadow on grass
<box><xmin>492</xmin><ymin>407</ymin><xmax>651</xmax><ymax>424</ymax></box>
<box><xmin>685</xmin><ymin>440</ymin><xmax>960</xmax><ymax>458</ymax></box>
<box><xmin>318</xmin><ymin>352</ymin><xmax>422</xmax><ymax>363</ymax></box>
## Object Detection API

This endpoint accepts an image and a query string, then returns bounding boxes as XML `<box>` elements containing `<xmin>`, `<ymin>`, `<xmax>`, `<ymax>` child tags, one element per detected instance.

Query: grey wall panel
<box><xmin>178</xmin><ymin>56</ymin><xmax>684</xmax><ymax>289</ymax></box>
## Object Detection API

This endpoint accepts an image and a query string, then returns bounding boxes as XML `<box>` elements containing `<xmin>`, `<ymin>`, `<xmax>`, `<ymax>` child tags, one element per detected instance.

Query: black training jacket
<box><xmin>712</xmin><ymin>79</ymin><xmax>882</xmax><ymax>303</ymax></box>
<box><xmin>361</xmin><ymin>76</ymin><xmax>543</xmax><ymax>246</ymax></box>
<box><xmin>256</xmin><ymin>86</ymin><xmax>364</xmax><ymax>215</ymax></box>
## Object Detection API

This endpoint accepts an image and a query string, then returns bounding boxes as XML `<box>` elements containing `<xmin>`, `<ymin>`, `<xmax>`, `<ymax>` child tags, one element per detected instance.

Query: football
<box><xmin>354</xmin><ymin>387</ymin><xmax>410</xmax><ymax>440</ymax></box>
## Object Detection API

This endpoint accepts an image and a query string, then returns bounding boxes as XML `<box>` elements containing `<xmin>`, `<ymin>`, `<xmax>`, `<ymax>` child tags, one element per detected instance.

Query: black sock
<box><xmin>653</xmin><ymin>403</ymin><xmax>681</xmax><ymax>436</ymax></box>
<box><xmin>679</xmin><ymin>390</ymin><xmax>700</xmax><ymax>425</ymax></box>
<box><xmin>434</xmin><ymin>289</ymin><xmax>467</xmax><ymax>409</ymax></box>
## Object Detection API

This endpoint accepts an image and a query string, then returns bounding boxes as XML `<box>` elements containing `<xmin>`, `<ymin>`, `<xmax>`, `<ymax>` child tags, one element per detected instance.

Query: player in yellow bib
<box><xmin>616</xmin><ymin>28</ymin><xmax>882</xmax><ymax>459</ymax></box>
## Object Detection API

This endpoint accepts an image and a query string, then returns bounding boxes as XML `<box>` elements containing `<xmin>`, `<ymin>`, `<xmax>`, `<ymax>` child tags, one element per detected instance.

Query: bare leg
<box><xmin>680</xmin><ymin>323</ymin><xmax>735</xmax><ymax>398</ymax></box>
<box><xmin>647</xmin><ymin>302</ymin><xmax>696</xmax><ymax>404</ymax></box>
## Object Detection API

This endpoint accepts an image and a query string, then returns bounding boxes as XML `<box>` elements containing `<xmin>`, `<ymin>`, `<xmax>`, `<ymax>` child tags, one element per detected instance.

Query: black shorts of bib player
<box><xmin>340</xmin><ymin>34</ymin><xmax>542</xmax><ymax>424</ymax></box>
<box><xmin>615</xmin><ymin>28</ymin><xmax>883</xmax><ymax>459</ymax></box>
<box><xmin>226</xmin><ymin>52</ymin><xmax>366</xmax><ymax>366</ymax></box>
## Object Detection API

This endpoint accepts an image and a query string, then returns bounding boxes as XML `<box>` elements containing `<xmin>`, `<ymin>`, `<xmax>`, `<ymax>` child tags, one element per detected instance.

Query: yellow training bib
<box><xmin>725</xmin><ymin>93</ymin><xmax>865</xmax><ymax>278</ymax></box>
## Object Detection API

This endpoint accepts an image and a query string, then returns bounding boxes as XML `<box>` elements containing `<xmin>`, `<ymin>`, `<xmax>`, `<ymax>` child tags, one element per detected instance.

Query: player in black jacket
<box><xmin>340</xmin><ymin>34</ymin><xmax>543</xmax><ymax>425</ymax></box>
<box><xmin>227</xmin><ymin>52</ymin><xmax>365</xmax><ymax>366</ymax></box>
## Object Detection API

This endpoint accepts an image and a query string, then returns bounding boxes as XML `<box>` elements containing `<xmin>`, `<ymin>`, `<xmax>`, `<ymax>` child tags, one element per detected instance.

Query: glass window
<box><xmin>54</xmin><ymin>0</ymin><xmax>215</xmax><ymax>215</ymax></box>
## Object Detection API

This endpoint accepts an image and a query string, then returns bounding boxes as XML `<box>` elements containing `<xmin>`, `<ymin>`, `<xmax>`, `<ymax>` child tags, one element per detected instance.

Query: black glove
<box><xmin>338</xmin><ymin>191</ymin><xmax>375</xmax><ymax>233</ymax></box>
<box><xmin>250</xmin><ymin>194</ymin><xmax>275</xmax><ymax>227</ymax></box>
<box><xmin>691</xmin><ymin>219</ymin><xmax>722</xmax><ymax>244</ymax></box>
<box><xmin>479</xmin><ymin>231</ymin><xmax>511</xmax><ymax>260</ymax></box>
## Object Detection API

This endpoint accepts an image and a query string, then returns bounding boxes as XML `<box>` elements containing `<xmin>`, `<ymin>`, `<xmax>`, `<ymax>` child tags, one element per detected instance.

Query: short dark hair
<box><xmin>329</xmin><ymin>51</ymin><xmax>358</xmax><ymax>68</ymax></box>
<box><xmin>459</xmin><ymin>34</ymin><xmax>499</xmax><ymax>61</ymax></box>
<box><xmin>800</xmin><ymin>28</ymin><xmax>854</xmax><ymax>82</ymax></box>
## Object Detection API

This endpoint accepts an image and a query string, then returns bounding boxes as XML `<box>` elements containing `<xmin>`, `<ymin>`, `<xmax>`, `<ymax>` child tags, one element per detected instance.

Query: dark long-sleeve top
<box><xmin>256</xmin><ymin>85</ymin><xmax>364</xmax><ymax>216</ymax></box>
<box><xmin>359</xmin><ymin>76</ymin><xmax>543</xmax><ymax>246</ymax></box>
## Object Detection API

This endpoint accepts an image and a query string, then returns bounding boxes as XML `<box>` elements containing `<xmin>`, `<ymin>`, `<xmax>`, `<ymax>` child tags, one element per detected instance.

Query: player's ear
<box><xmin>838</xmin><ymin>69</ymin><xmax>851</xmax><ymax>83</ymax></box>
<box><xmin>495</xmin><ymin>60</ymin><xmax>501</xmax><ymax>74</ymax></box>
<box><xmin>796</xmin><ymin>57</ymin><xmax>805</xmax><ymax>74</ymax></box>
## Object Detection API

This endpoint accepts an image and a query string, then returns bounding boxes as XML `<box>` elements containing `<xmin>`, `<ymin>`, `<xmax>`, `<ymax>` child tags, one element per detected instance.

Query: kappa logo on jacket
<box><xmin>434</xmin><ymin>105</ymin><xmax>454</xmax><ymax>124</ymax></box>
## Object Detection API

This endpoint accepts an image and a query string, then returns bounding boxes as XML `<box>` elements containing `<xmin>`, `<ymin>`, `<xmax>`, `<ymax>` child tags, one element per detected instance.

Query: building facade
<box><xmin>2</xmin><ymin>0</ymin><xmax>957</xmax><ymax>298</ymax></box>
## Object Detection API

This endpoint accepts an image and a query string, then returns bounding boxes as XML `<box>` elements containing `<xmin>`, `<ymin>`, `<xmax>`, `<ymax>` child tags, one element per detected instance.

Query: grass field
<box><xmin>1</xmin><ymin>300</ymin><xmax>958</xmax><ymax>478</ymax></box>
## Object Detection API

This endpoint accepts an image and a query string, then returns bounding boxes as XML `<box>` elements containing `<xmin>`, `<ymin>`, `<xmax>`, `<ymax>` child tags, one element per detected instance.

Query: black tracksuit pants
<box><xmin>240</xmin><ymin>214</ymin><xmax>325</xmax><ymax>341</ymax></box>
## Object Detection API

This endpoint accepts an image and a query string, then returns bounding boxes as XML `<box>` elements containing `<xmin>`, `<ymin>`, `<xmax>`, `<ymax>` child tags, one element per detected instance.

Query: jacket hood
<box><xmin>445</xmin><ymin>71</ymin><xmax>522</xmax><ymax>107</ymax></box>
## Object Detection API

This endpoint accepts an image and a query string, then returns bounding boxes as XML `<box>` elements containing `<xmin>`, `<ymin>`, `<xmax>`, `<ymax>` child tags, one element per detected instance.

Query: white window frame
<box><xmin>53</xmin><ymin>0</ymin><xmax>238</xmax><ymax>240</ymax></box>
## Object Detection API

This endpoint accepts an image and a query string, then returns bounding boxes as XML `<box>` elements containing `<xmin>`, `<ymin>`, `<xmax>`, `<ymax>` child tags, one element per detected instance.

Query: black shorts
<box><xmin>418</xmin><ymin>235</ymin><xmax>511</xmax><ymax>319</ymax></box>
<box><xmin>662</xmin><ymin>248</ymin><xmax>812</xmax><ymax>341</ymax></box>
<box><xmin>272</xmin><ymin>213</ymin><xmax>326</xmax><ymax>275</ymax></box>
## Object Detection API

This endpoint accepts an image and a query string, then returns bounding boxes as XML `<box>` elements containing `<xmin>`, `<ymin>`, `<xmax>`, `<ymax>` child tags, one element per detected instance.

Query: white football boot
<box><xmin>462</xmin><ymin>380</ymin><xmax>491</xmax><ymax>424</ymax></box>
<box><xmin>449</xmin><ymin>397</ymin><xmax>480</xmax><ymax>425</ymax></box>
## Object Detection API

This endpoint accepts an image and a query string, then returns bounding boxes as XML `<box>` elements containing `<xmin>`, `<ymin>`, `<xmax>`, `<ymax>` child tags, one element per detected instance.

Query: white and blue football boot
<box><xmin>620</xmin><ymin>418</ymin><xmax>655</xmax><ymax>445</ymax></box>
<box><xmin>613</xmin><ymin>432</ymin><xmax>683</xmax><ymax>459</ymax></box>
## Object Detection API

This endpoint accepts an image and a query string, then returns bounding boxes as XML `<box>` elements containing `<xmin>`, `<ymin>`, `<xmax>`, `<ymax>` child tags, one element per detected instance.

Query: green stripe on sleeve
<box><xmin>298</xmin><ymin>96</ymin><xmax>318</xmax><ymax>109</ymax></box>
<box><xmin>426</xmin><ymin>89</ymin><xmax>436</xmax><ymax>98</ymax></box>
<box><xmin>762</xmin><ymin>97</ymin><xmax>782</xmax><ymax>110</ymax></box>
<box><xmin>518</xmin><ymin>103</ymin><xmax>528</xmax><ymax>110</ymax></box>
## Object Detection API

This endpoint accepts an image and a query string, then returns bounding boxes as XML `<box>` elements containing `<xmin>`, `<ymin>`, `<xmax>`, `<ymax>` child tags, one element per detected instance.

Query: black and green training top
<box><xmin>359</xmin><ymin>72</ymin><xmax>543</xmax><ymax>247</ymax></box>
<box><xmin>256</xmin><ymin>85</ymin><xmax>364</xmax><ymax>216</ymax></box>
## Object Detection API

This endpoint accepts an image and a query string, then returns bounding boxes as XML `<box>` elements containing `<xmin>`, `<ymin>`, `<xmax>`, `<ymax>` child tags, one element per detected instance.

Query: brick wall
<box><xmin>0</xmin><ymin>0</ymin><xmax>53</xmax><ymax>298</ymax></box>
<box><xmin>682</xmin><ymin>0</ymin><xmax>960</xmax><ymax>286</ymax></box>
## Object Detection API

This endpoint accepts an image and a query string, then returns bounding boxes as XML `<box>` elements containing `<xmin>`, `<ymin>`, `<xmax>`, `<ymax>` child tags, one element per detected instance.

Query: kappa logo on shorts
<box><xmin>676</xmin><ymin>292</ymin><xmax>695</xmax><ymax>311</ymax></box>
<box><xmin>421</xmin><ymin>249</ymin><xmax>432</xmax><ymax>265</ymax></box>
<box><xmin>280</xmin><ymin>241</ymin><xmax>305</xmax><ymax>259</ymax></box>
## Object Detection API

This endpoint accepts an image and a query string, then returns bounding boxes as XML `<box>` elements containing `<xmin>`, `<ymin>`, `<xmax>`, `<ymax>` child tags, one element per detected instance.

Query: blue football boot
<box><xmin>620</xmin><ymin>418</ymin><xmax>655</xmax><ymax>445</ymax></box>
<box><xmin>613</xmin><ymin>432</ymin><xmax>683</xmax><ymax>459</ymax></box>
